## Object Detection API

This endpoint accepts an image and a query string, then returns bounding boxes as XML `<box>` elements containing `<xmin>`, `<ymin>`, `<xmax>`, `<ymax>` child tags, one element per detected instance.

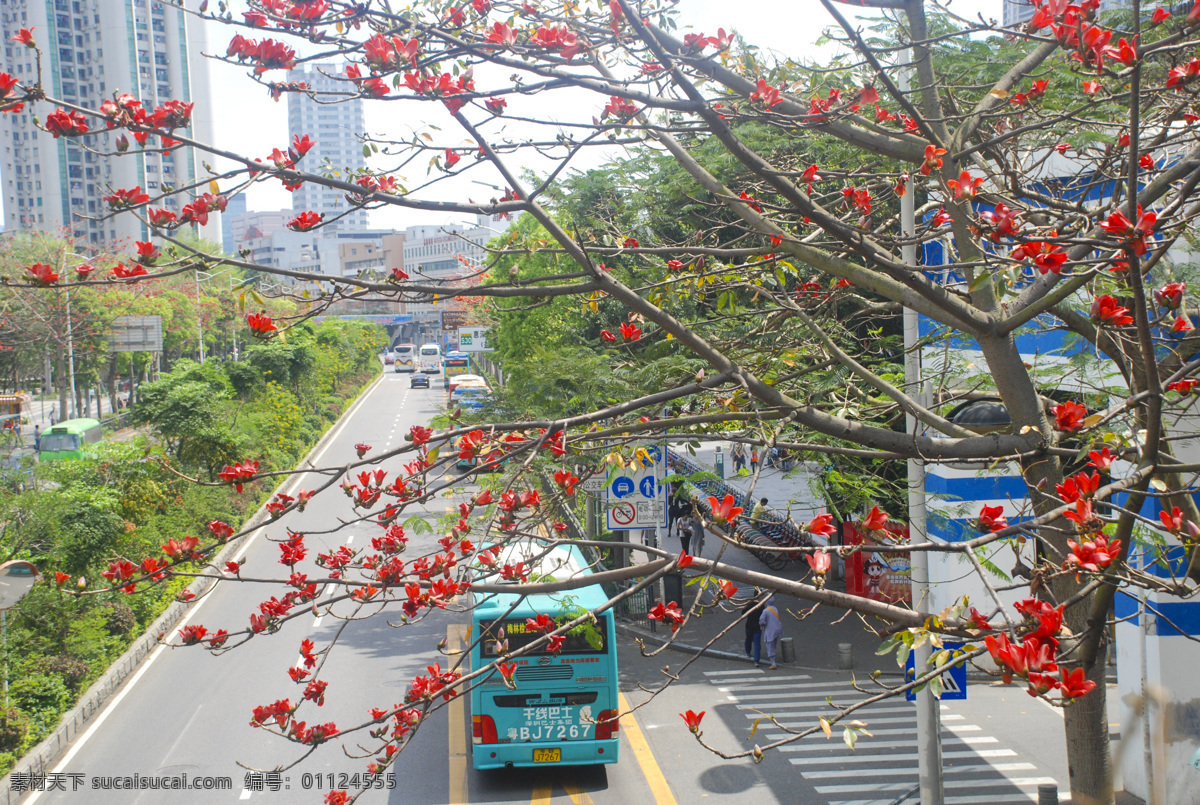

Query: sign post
<box><xmin>603</xmin><ymin>446</ymin><xmax>667</xmax><ymax>534</ymax></box>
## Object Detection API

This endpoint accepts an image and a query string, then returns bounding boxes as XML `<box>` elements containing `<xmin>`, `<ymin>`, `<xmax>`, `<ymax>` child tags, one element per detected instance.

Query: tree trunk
<box><xmin>1063</xmin><ymin>636</ymin><xmax>1114</xmax><ymax>805</ymax></box>
<box><xmin>977</xmin><ymin>333</ymin><xmax>1116</xmax><ymax>805</ymax></box>
<box><xmin>56</xmin><ymin>345</ymin><xmax>68</xmax><ymax>423</ymax></box>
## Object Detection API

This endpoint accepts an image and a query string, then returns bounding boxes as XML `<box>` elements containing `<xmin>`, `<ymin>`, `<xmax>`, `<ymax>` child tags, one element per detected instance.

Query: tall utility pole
<box><xmin>65</xmin><ymin>288</ymin><xmax>77</xmax><ymax>421</ymax></box>
<box><xmin>900</xmin><ymin>48</ymin><xmax>945</xmax><ymax>805</ymax></box>
<box><xmin>195</xmin><ymin>269</ymin><xmax>205</xmax><ymax>364</ymax></box>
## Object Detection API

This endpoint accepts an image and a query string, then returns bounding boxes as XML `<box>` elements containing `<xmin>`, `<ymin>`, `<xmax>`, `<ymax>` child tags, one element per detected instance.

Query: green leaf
<box><xmin>968</xmin><ymin>271</ymin><xmax>993</xmax><ymax>293</ymax></box>
<box><xmin>403</xmin><ymin>516</ymin><xmax>433</xmax><ymax>534</ymax></box>
<box><xmin>843</xmin><ymin>727</ymin><xmax>858</xmax><ymax>750</ymax></box>
<box><xmin>363</xmin><ymin>144</ymin><xmax>372</xmax><ymax>158</ymax></box>
<box><xmin>929</xmin><ymin>675</ymin><xmax>945</xmax><ymax>699</ymax></box>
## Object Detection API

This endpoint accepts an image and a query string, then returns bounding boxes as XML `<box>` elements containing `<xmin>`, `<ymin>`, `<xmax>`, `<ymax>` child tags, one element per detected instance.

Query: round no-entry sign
<box><xmin>610</xmin><ymin>502</ymin><xmax>637</xmax><ymax>526</ymax></box>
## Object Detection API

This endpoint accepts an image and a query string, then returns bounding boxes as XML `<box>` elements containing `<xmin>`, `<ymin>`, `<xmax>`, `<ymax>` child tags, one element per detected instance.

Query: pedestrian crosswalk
<box><xmin>703</xmin><ymin>668</ymin><xmax>1068</xmax><ymax>805</ymax></box>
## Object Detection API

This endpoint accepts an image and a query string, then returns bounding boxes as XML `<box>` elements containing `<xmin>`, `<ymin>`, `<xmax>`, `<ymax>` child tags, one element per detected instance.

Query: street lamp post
<box><xmin>60</xmin><ymin>251</ymin><xmax>90</xmax><ymax>420</ymax></box>
<box><xmin>899</xmin><ymin>48</ymin><xmax>945</xmax><ymax>805</ymax></box>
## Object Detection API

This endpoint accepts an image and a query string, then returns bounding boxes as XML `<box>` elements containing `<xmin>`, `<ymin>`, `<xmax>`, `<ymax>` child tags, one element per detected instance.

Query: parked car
<box><xmin>410</xmin><ymin>373</ymin><xmax>430</xmax><ymax>389</ymax></box>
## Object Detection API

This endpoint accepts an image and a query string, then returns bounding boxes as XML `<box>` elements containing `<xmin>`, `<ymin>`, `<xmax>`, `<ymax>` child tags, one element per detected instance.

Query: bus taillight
<box><xmin>595</xmin><ymin>710</ymin><xmax>619</xmax><ymax>740</ymax></box>
<box><xmin>472</xmin><ymin>714</ymin><xmax>498</xmax><ymax>744</ymax></box>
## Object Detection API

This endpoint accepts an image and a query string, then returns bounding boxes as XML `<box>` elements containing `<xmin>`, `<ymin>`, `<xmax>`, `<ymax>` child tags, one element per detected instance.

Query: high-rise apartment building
<box><xmin>0</xmin><ymin>0</ymin><xmax>215</xmax><ymax>246</ymax></box>
<box><xmin>286</xmin><ymin>63</ymin><xmax>369</xmax><ymax>235</ymax></box>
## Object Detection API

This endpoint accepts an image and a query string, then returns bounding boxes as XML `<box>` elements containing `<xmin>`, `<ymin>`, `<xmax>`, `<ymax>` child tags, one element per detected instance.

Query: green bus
<box><xmin>470</xmin><ymin>543</ymin><xmax>619</xmax><ymax>770</ymax></box>
<box><xmin>38</xmin><ymin>418</ymin><xmax>103</xmax><ymax>461</ymax></box>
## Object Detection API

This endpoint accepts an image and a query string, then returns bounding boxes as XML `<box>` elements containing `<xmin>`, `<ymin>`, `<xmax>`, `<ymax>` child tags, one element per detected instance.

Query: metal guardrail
<box><xmin>667</xmin><ymin>450</ymin><xmax>812</xmax><ymax>571</ymax></box>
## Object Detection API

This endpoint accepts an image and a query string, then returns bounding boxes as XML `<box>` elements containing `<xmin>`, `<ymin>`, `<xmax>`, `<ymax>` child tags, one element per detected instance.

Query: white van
<box><xmin>419</xmin><ymin>343</ymin><xmax>442</xmax><ymax>373</ymax></box>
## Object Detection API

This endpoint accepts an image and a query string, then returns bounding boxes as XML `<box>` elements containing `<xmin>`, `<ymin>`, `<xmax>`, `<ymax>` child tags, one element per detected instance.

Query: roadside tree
<box><xmin>4</xmin><ymin>2</ymin><xmax>1200</xmax><ymax>803</ymax></box>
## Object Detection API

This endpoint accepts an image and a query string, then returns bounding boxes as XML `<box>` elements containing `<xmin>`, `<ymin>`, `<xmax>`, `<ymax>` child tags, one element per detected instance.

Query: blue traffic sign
<box><xmin>611</xmin><ymin>477</ymin><xmax>635</xmax><ymax>499</ymax></box>
<box><xmin>906</xmin><ymin>642</ymin><xmax>967</xmax><ymax>701</ymax></box>
<box><xmin>638</xmin><ymin>476</ymin><xmax>658</xmax><ymax>499</ymax></box>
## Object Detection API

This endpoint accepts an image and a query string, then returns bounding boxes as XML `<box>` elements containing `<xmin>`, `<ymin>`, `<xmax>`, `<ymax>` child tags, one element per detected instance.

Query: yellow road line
<box><xmin>448</xmin><ymin>624</ymin><xmax>469</xmax><ymax>805</ymax></box>
<box><xmin>531</xmin><ymin>783</ymin><xmax>553</xmax><ymax>804</ymax></box>
<box><xmin>564</xmin><ymin>782</ymin><xmax>596</xmax><ymax>804</ymax></box>
<box><xmin>617</xmin><ymin>691</ymin><xmax>678</xmax><ymax>805</ymax></box>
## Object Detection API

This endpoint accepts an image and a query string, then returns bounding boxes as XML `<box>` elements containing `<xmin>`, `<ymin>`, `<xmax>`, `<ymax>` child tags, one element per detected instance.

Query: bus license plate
<box><xmin>533</xmin><ymin>749</ymin><xmax>561</xmax><ymax>763</ymax></box>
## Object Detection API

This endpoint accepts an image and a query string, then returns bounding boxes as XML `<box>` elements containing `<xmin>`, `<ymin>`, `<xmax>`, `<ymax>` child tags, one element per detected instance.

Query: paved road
<box><xmin>20</xmin><ymin>367</ymin><xmax>1083</xmax><ymax>805</ymax></box>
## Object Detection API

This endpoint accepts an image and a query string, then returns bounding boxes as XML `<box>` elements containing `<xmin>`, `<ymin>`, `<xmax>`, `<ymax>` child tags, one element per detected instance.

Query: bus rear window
<box><xmin>480</xmin><ymin>616</ymin><xmax>608</xmax><ymax>656</ymax></box>
<box><xmin>396</xmin><ymin>346</ymin><xmax>413</xmax><ymax>355</ymax></box>
<box><xmin>420</xmin><ymin>347</ymin><xmax>439</xmax><ymax>356</ymax></box>
<box><xmin>40</xmin><ymin>434</ymin><xmax>79</xmax><ymax>452</ymax></box>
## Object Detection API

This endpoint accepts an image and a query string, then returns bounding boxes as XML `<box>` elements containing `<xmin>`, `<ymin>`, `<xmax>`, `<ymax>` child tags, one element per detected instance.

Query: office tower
<box><xmin>0</xmin><ymin>0</ymin><xmax>215</xmax><ymax>246</ymax></box>
<box><xmin>285</xmin><ymin>63</ymin><xmax>369</xmax><ymax>234</ymax></box>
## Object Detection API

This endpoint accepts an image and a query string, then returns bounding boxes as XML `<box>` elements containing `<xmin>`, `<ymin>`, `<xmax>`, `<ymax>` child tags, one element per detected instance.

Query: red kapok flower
<box><xmin>1052</xmin><ymin>401</ymin><xmax>1087</xmax><ymax>433</ymax></box>
<box><xmin>287</xmin><ymin>210</ymin><xmax>323</xmax><ymax>231</ymax></box>
<box><xmin>805</xmin><ymin>513</ymin><xmax>836</xmax><ymax>536</ymax></box>
<box><xmin>706</xmin><ymin>494</ymin><xmax>743</xmax><ymax>525</ymax></box>
<box><xmin>1090</xmin><ymin>295</ymin><xmax>1133</xmax><ymax>327</ymax></box>
<box><xmin>680</xmin><ymin>709</ymin><xmax>705</xmax><ymax>733</ymax></box>
<box><xmin>25</xmin><ymin>263</ymin><xmax>59</xmax><ymax>285</ymax></box>
<box><xmin>975</xmin><ymin>504</ymin><xmax>1008</xmax><ymax>533</ymax></box>
<box><xmin>806</xmin><ymin>551</ymin><xmax>831</xmax><ymax>574</ymax></box>
<box><xmin>862</xmin><ymin>505</ymin><xmax>889</xmax><ymax>531</ymax></box>
<box><xmin>246</xmin><ymin>312</ymin><xmax>277</xmax><ymax>336</ymax></box>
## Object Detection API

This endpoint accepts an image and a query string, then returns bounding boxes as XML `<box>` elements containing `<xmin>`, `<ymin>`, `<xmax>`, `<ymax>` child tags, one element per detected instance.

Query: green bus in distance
<box><xmin>38</xmin><ymin>418</ymin><xmax>103</xmax><ymax>461</ymax></box>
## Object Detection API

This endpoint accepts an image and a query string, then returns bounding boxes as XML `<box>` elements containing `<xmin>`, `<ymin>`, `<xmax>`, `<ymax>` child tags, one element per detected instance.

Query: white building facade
<box><xmin>285</xmin><ymin>63</ymin><xmax>368</xmax><ymax>234</ymax></box>
<box><xmin>0</xmin><ymin>0</ymin><xmax>215</xmax><ymax>246</ymax></box>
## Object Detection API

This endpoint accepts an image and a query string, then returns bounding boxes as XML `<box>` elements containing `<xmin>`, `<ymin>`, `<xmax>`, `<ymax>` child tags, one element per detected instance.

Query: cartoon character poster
<box><xmin>843</xmin><ymin>522</ymin><xmax>912</xmax><ymax>604</ymax></box>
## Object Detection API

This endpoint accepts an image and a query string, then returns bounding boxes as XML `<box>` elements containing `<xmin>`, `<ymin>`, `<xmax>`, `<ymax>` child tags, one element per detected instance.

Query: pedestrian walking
<box><xmin>760</xmin><ymin>596</ymin><xmax>783</xmax><ymax>670</ymax></box>
<box><xmin>750</xmin><ymin>447</ymin><xmax>759</xmax><ymax>472</ymax></box>
<box><xmin>731</xmin><ymin>442</ymin><xmax>746</xmax><ymax>472</ymax></box>
<box><xmin>33</xmin><ymin>424</ymin><xmax>39</xmax><ymax>451</ymax></box>
<box><xmin>679</xmin><ymin>514</ymin><xmax>694</xmax><ymax>555</ymax></box>
<box><xmin>743</xmin><ymin>598</ymin><xmax>763</xmax><ymax>666</ymax></box>
<box><xmin>669</xmin><ymin>488</ymin><xmax>690</xmax><ymax>539</ymax></box>
<box><xmin>689</xmin><ymin>508</ymin><xmax>706</xmax><ymax>556</ymax></box>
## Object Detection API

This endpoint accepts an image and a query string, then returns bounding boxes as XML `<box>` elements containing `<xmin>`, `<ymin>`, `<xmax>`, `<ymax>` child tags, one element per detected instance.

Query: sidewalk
<box><xmin>683</xmin><ymin>439</ymin><xmax>826</xmax><ymax>524</ymax></box>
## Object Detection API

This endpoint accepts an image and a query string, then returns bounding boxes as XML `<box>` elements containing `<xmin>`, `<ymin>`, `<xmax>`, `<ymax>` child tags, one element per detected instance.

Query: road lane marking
<box><xmin>564</xmin><ymin>782</ymin><xmax>596</xmax><ymax>804</ymax></box>
<box><xmin>616</xmin><ymin>691</ymin><xmax>677</xmax><ymax>805</ymax></box>
<box><xmin>447</xmin><ymin>624</ymin><xmax>469</xmax><ymax>805</ymax></box>
<box><xmin>530</xmin><ymin>784</ymin><xmax>552</xmax><ymax>804</ymax></box>
<box><xmin>24</xmin><ymin>371</ymin><xmax>389</xmax><ymax>803</ymax></box>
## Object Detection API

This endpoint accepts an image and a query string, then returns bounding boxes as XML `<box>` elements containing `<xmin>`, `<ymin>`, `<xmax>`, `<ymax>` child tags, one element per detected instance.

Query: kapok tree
<box><xmin>5</xmin><ymin>0</ymin><xmax>1200</xmax><ymax>802</ymax></box>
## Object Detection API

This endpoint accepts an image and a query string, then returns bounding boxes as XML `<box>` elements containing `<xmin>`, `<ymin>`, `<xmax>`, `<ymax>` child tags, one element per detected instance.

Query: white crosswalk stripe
<box><xmin>702</xmin><ymin>669</ymin><xmax>1068</xmax><ymax>805</ymax></box>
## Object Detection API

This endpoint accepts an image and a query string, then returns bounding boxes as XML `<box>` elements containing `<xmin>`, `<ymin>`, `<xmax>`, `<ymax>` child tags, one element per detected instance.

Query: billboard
<box><xmin>110</xmin><ymin>316</ymin><xmax>163</xmax><ymax>352</ymax></box>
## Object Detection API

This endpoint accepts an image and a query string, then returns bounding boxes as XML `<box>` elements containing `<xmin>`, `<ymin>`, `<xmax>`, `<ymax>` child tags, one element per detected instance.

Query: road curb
<box><xmin>0</xmin><ymin>368</ymin><xmax>386</xmax><ymax>804</ymax></box>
